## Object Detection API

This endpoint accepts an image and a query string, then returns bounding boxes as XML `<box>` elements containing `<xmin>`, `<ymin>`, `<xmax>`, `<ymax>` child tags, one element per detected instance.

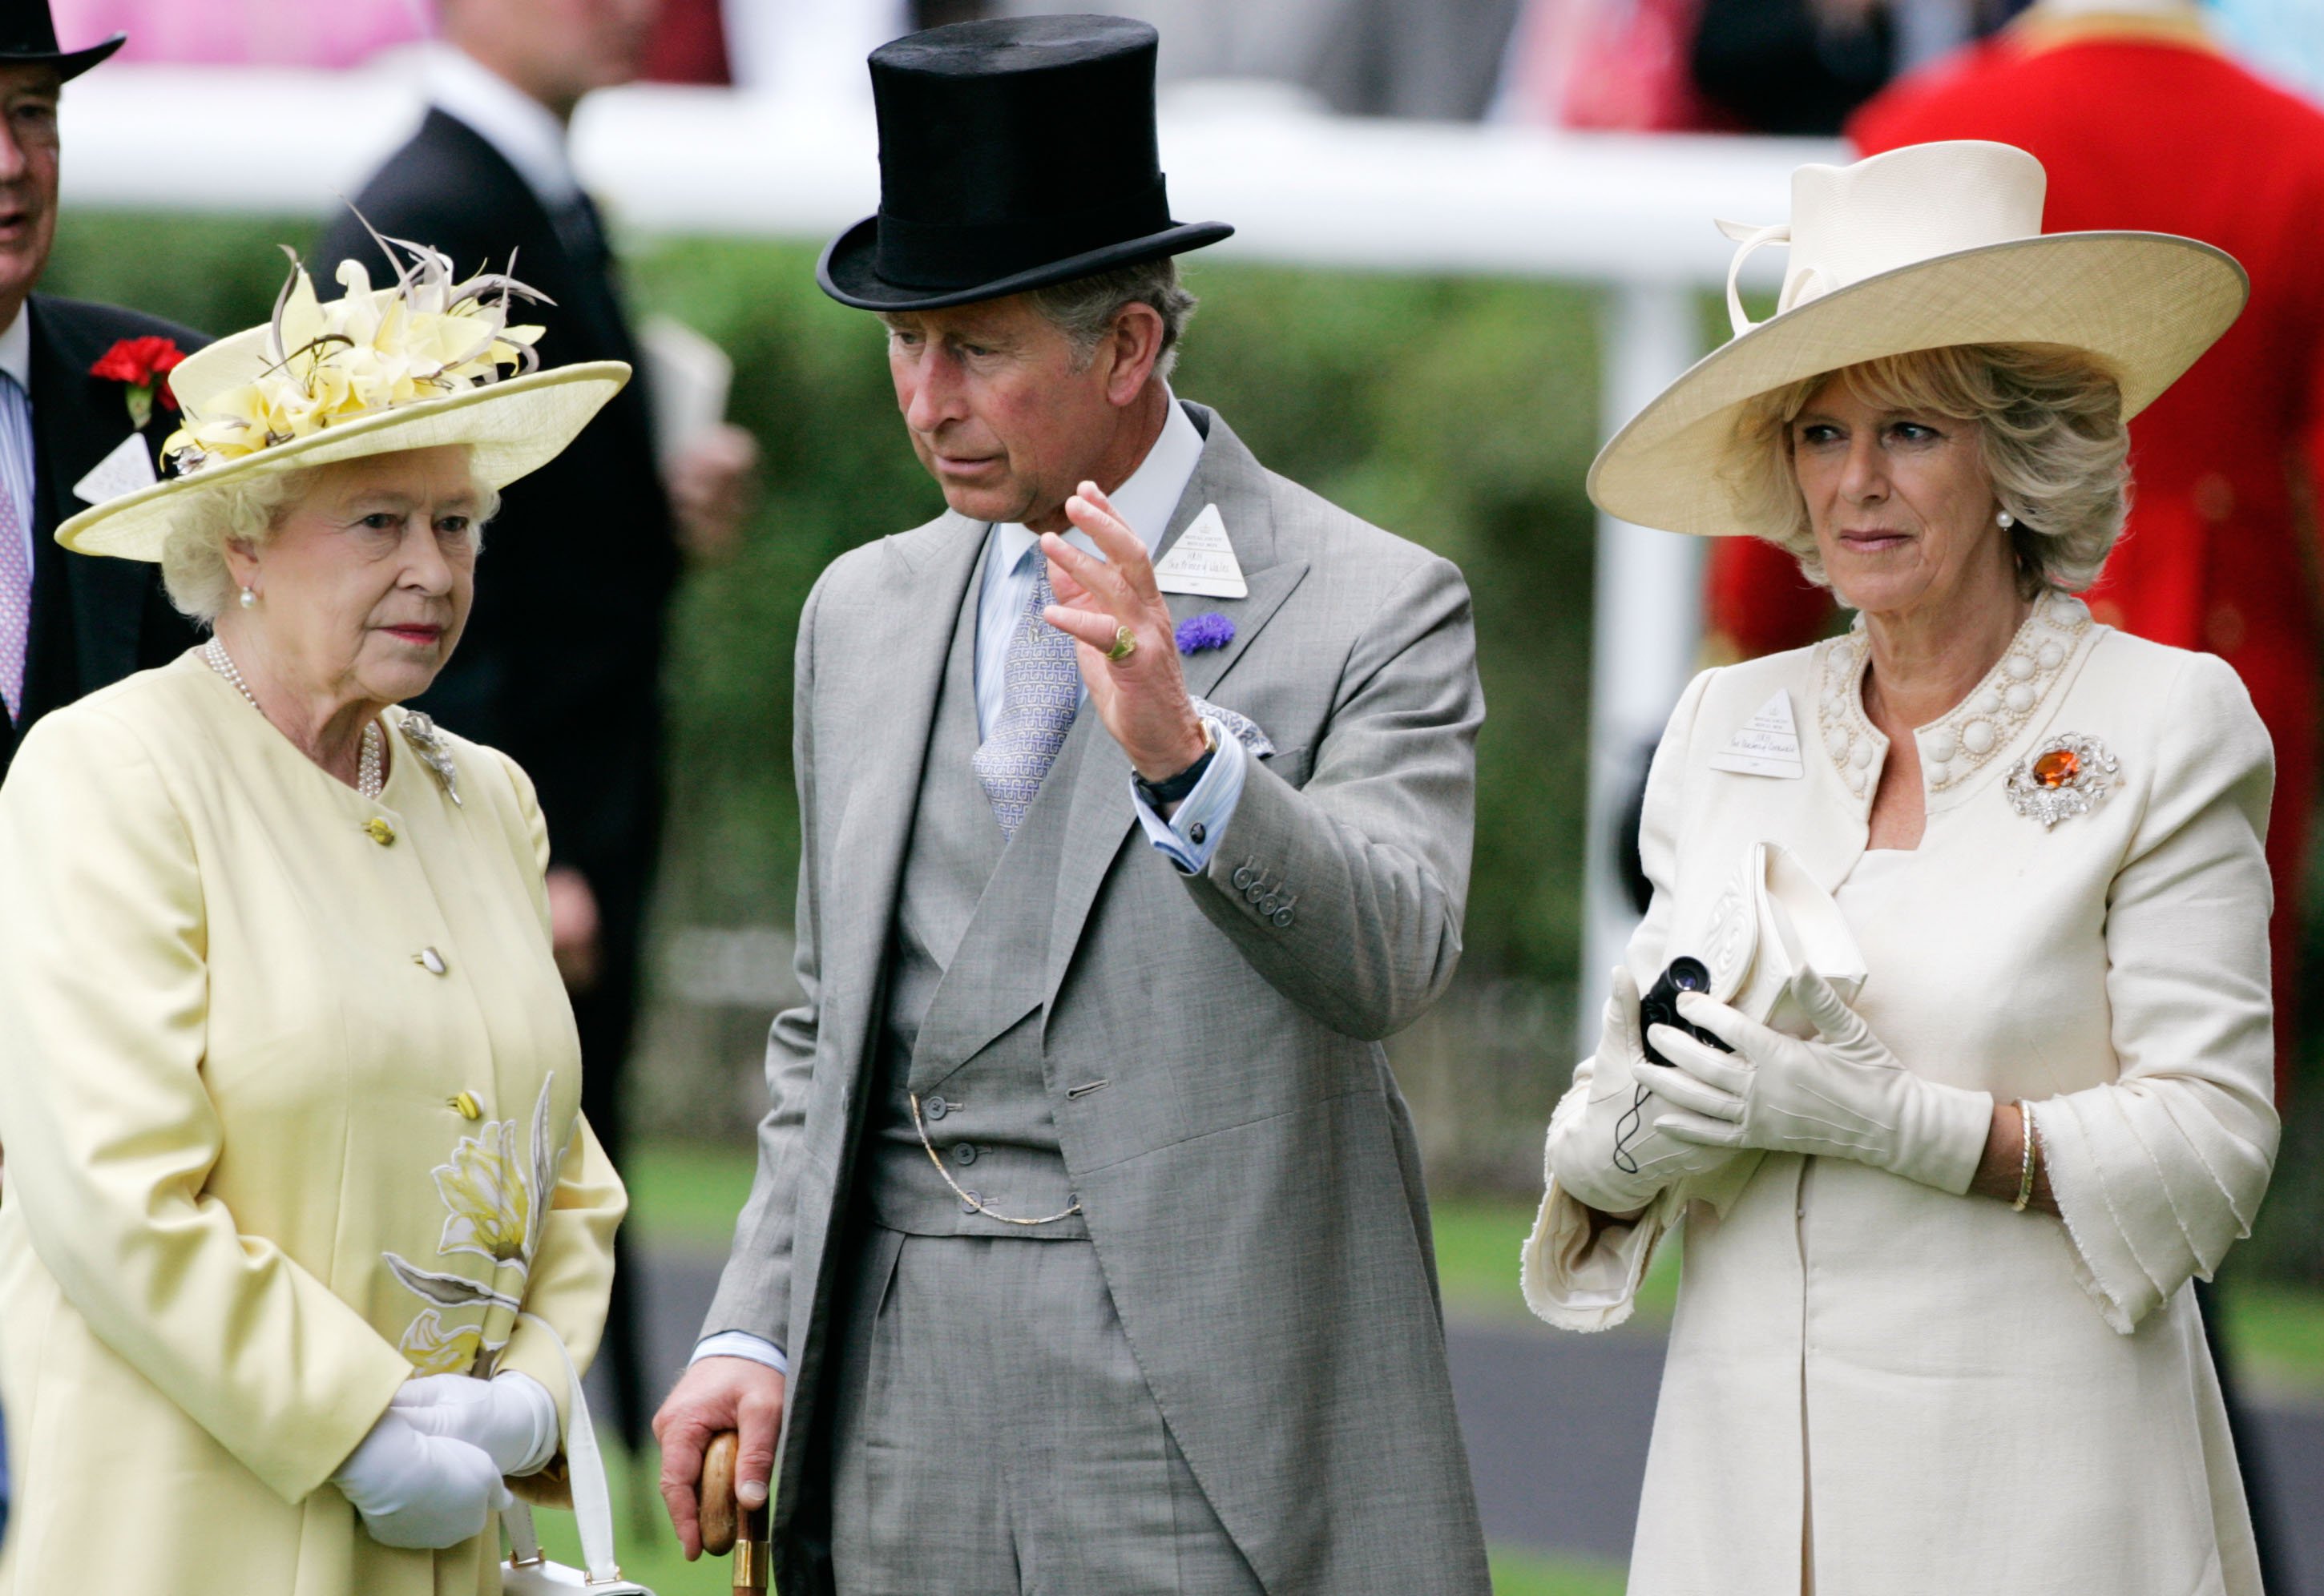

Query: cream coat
<box><xmin>0</xmin><ymin>653</ymin><xmax>624</xmax><ymax>1596</ymax></box>
<box><xmin>1526</xmin><ymin>593</ymin><xmax>2276</xmax><ymax>1595</ymax></box>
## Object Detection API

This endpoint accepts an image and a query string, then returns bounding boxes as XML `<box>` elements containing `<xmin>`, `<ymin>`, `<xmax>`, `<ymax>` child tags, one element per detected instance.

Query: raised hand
<box><xmin>1039</xmin><ymin>479</ymin><xmax>1208</xmax><ymax>784</ymax></box>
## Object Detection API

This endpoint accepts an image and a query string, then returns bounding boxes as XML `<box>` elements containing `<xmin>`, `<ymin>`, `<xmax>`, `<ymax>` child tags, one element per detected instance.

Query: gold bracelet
<box><xmin>2011</xmin><ymin>1098</ymin><xmax>2038</xmax><ymax>1212</ymax></box>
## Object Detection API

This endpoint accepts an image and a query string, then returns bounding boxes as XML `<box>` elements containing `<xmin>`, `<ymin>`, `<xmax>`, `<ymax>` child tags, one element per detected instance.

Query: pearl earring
<box><xmin>238</xmin><ymin>586</ymin><xmax>257</xmax><ymax>609</ymax></box>
<box><xmin>1995</xmin><ymin>510</ymin><xmax>2015</xmax><ymax>530</ymax></box>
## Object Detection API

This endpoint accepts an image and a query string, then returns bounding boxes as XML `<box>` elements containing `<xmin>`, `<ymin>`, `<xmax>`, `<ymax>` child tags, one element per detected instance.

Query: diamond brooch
<box><xmin>397</xmin><ymin>711</ymin><xmax>462</xmax><ymax>807</ymax></box>
<box><xmin>2005</xmin><ymin>733</ymin><xmax>2117</xmax><ymax>828</ymax></box>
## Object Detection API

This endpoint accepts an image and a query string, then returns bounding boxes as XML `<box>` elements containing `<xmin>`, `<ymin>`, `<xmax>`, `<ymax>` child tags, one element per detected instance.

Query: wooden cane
<box><xmin>699</xmin><ymin>1430</ymin><xmax>770</xmax><ymax>1594</ymax></box>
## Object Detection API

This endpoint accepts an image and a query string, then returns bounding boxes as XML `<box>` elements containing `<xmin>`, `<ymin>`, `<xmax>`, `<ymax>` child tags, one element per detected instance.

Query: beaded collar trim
<box><xmin>1813</xmin><ymin>590</ymin><xmax>2093</xmax><ymax>803</ymax></box>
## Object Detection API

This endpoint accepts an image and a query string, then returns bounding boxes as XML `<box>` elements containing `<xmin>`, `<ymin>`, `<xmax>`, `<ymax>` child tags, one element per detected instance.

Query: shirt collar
<box><xmin>0</xmin><ymin>305</ymin><xmax>30</xmax><ymax>392</ymax></box>
<box><xmin>425</xmin><ymin>46</ymin><xmax>582</xmax><ymax>208</ymax></box>
<box><xmin>994</xmin><ymin>390</ymin><xmax>1206</xmax><ymax>574</ymax></box>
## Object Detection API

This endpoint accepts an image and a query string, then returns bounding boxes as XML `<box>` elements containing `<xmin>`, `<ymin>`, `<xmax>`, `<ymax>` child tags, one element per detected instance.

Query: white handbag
<box><xmin>1651</xmin><ymin>839</ymin><xmax>1866</xmax><ymax>1218</ymax></box>
<box><xmin>500</xmin><ymin>1313</ymin><xmax>652</xmax><ymax>1595</ymax></box>
<box><xmin>1697</xmin><ymin>839</ymin><xmax>1867</xmax><ymax>1038</ymax></box>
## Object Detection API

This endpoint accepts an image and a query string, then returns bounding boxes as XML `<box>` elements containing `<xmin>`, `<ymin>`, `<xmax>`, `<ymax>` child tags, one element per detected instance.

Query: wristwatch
<box><xmin>1133</xmin><ymin>720</ymin><xmax>1219</xmax><ymax>808</ymax></box>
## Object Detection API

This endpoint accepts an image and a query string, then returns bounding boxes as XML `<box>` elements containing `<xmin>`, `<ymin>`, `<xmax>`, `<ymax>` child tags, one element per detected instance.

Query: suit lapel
<box><xmin>29</xmin><ymin>300</ymin><xmax>155</xmax><ymax>705</ymax></box>
<box><xmin>824</xmin><ymin>514</ymin><xmax>989</xmax><ymax>1082</ymax></box>
<box><xmin>1041</xmin><ymin>413</ymin><xmax>1310</xmax><ymax>1002</ymax></box>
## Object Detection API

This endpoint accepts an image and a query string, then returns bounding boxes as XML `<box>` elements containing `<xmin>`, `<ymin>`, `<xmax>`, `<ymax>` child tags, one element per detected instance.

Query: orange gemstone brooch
<box><xmin>2006</xmin><ymin>733</ymin><xmax>2117</xmax><ymax>828</ymax></box>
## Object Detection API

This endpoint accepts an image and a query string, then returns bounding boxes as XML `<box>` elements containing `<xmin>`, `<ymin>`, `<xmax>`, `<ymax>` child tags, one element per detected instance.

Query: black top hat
<box><xmin>818</xmin><ymin>14</ymin><xmax>1232</xmax><ymax>312</ymax></box>
<box><xmin>0</xmin><ymin>0</ymin><xmax>122</xmax><ymax>81</ymax></box>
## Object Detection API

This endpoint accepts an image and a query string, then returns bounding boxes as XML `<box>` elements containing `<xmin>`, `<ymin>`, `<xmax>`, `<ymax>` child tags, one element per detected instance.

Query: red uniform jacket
<box><xmin>1702</xmin><ymin>17</ymin><xmax>2324</xmax><ymax>1085</ymax></box>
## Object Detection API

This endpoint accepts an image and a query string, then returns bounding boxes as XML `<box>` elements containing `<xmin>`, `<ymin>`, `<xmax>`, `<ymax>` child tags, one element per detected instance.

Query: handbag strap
<box><xmin>515</xmin><ymin>1311</ymin><xmax>622</xmax><ymax>1582</ymax></box>
<box><xmin>504</xmin><ymin>1499</ymin><xmax>544</xmax><ymax>1565</ymax></box>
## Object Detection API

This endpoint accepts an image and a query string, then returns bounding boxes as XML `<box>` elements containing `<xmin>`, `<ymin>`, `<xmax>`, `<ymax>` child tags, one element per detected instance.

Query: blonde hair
<box><xmin>1721</xmin><ymin>343</ymin><xmax>2130</xmax><ymax>598</ymax></box>
<box><xmin>158</xmin><ymin>452</ymin><xmax>498</xmax><ymax>627</ymax></box>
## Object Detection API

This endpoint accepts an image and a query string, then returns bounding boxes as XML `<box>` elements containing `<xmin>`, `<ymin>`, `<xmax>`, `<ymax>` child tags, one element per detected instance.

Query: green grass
<box><xmin>1491</xmin><ymin>1547</ymin><xmax>1629</xmax><ymax>1595</ymax></box>
<box><xmin>624</xmin><ymin>1143</ymin><xmax>1664</xmax><ymax>1332</ymax></box>
<box><xmin>623</xmin><ymin>1139</ymin><xmax>758</xmax><ymax>1251</ymax></box>
<box><xmin>530</xmin><ymin>1441</ymin><xmax>1624</xmax><ymax>1594</ymax></box>
<box><xmin>2217</xmin><ymin>1277</ymin><xmax>2324</xmax><ymax>1403</ymax></box>
<box><xmin>625</xmin><ymin>1143</ymin><xmax>2324</xmax><ymax>1400</ymax></box>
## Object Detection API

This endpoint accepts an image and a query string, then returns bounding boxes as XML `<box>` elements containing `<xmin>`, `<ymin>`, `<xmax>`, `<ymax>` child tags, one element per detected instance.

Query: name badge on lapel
<box><xmin>74</xmin><ymin>432</ymin><xmax>159</xmax><ymax>506</ymax></box>
<box><xmin>1708</xmin><ymin>691</ymin><xmax>1805</xmax><ymax>778</ymax></box>
<box><xmin>1153</xmin><ymin>504</ymin><xmax>1248</xmax><ymax>598</ymax></box>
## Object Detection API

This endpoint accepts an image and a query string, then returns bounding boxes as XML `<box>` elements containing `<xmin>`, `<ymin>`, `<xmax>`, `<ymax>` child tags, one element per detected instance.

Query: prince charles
<box><xmin>656</xmin><ymin>17</ymin><xmax>1491</xmax><ymax>1593</ymax></box>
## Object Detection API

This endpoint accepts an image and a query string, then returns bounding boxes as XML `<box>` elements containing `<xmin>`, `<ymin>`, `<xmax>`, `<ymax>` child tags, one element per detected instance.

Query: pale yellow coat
<box><xmin>0</xmin><ymin>652</ymin><xmax>625</xmax><ymax>1595</ymax></box>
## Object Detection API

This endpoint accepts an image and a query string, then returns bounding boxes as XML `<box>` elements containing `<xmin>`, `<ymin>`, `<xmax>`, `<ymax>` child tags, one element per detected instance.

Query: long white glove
<box><xmin>1636</xmin><ymin>969</ymin><xmax>1993</xmax><ymax>1195</ymax></box>
<box><xmin>1548</xmin><ymin>966</ymin><xmax>1740</xmax><ymax>1215</ymax></box>
<box><xmin>333</xmin><ymin>1408</ymin><xmax>514</xmax><ymax>1550</ymax></box>
<box><xmin>392</xmin><ymin>1371</ymin><xmax>559</xmax><ymax>1477</ymax></box>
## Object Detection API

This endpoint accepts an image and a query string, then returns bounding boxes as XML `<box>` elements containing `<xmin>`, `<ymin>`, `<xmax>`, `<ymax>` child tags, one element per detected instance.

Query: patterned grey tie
<box><xmin>973</xmin><ymin>559</ymin><xmax>1081</xmax><ymax>838</ymax></box>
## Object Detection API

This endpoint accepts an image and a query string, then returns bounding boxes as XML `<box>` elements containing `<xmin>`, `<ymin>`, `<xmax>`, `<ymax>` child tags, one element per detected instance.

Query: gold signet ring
<box><xmin>1107</xmin><ymin>625</ymin><xmax>1138</xmax><ymax>663</ymax></box>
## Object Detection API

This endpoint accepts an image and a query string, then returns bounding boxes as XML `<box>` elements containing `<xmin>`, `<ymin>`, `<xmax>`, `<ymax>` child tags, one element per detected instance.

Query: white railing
<box><xmin>61</xmin><ymin>64</ymin><xmax>1838</xmax><ymax>1041</ymax></box>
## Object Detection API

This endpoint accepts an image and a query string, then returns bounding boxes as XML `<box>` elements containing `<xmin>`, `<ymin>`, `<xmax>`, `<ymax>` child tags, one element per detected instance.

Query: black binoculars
<box><xmin>1640</xmin><ymin>956</ymin><xmax>1733</xmax><ymax>1069</ymax></box>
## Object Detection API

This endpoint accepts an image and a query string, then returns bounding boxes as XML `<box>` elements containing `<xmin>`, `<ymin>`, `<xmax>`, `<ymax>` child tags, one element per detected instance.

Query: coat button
<box><xmin>1273</xmin><ymin>909</ymin><xmax>1295</xmax><ymax>929</ymax></box>
<box><xmin>1231</xmin><ymin>864</ymin><xmax>1256</xmax><ymax>892</ymax></box>
<box><xmin>961</xmin><ymin>1190</ymin><xmax>982</xmax><ymax>1215</ymax></box>
<box><xmin>449</xmin><ymin>1092</ymin><xmax>482</xmax><ymax>1120</ymax></box>
<box><xmin>954</xmin><ymin>1143</ymin><xmax>980</xmax><ymax>1166</ymax></box>
<box><xmin>1260</xmin><ymin>896</ymin><xmax>1281</xmax><ymax>916</ymax></box>
<box><xmin>925</xmin><ymin>1095</ymin><xmax>950</xmax><ymax>1121</ymax></box>
<box><xmin>414</xmin><ymin>947</ymin><xmax>447</xmax><ymax>976</ymax></box>
<box><xmin>365</xmin><ymin>818</ymin><xmax>396</xmax><ymax>846</ymax></box>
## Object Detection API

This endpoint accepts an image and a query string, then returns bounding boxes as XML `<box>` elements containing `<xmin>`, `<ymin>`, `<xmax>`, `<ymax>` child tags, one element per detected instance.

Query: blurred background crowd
<box><xmin>41</xmin><ymin>0</ymin><xmax>2324</xmax><ymax>121</ymax></box>
<box><xmin>20</xmin><ymin>0</ymin><xmax>2324</xmax><ymax>1590</ymax></box>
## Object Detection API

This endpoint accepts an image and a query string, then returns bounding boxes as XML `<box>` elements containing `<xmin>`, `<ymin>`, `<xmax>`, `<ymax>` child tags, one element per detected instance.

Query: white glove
<box><xmin>333</xmin><ymin>1408</ymin><xmax>514</xmax><ymax>1550</ymax></box>
<box><xmin>1636</xmin><ymin>969</ymin><xmax>1993</xmax><ymax>1195</ymax></box>
<box><xmin>392</xmin><ymin>1371</ymin><xmax>560</xmax><ymax>1477</ymax></box>
<box><xmin>1548</xmin><ymin>966</ymin><xmax>1740</xmax><ymax>1215</ymax></box>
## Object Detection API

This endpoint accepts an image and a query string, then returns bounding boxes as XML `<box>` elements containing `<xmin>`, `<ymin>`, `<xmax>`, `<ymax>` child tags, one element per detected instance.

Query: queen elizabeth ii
<box><xmin>1528</xmin><ymin>142</ymin><xmax>2272</xmax><ymax>1594</ymax></box>
<box><xmin>0</xmin><ymin>245</ymin><xmax>631</xmax><ymax>1592</ymax></box>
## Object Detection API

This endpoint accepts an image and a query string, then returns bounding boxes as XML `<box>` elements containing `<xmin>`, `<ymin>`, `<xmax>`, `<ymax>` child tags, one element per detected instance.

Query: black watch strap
<box><xmin>1135</xmin><ymin>735</ymin><xmax>1218</xmax><ymax>808</ymax></box>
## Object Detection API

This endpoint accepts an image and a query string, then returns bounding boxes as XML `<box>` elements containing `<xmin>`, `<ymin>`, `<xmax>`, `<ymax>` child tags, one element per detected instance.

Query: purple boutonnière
<box><xmin>1176</xmin><ymin>612</ymin><xmax>1234</xmax><ymax>655</ymax></box>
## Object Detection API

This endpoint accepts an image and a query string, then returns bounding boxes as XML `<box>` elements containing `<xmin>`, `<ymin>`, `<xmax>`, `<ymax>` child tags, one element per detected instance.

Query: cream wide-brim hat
<box><xmin>1587</xmin><ymin>140</ymin><xmax>2248</xmax><ymax>538</ymax></box>
<box><xmin>57</xmin><ymin>285</ymin><xmax>631</xmax><ymax>561</ymax></box>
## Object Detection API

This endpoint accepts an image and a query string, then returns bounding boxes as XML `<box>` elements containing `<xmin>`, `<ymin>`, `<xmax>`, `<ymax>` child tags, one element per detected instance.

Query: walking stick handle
<box><xmin>699</xmin><ymin>1429</ymin><xmax>771</xmax><ymax>1593</ymax></box>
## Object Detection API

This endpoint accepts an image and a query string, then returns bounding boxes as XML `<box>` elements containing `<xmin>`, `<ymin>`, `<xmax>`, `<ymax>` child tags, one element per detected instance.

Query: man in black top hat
<box><xmin>656</xmin><ymin>16</ymin><xmax>1491</xmax><ymax>1594</ymax></box>
<box><xmin>0</xmin><ymin>2</ymin><xmax>204</xmax><ymax>792</ymax></box>
<box><xmin>0</xmin><ymin>0</ymin><xmax>214</xmax><ymax>1542</ymax></box>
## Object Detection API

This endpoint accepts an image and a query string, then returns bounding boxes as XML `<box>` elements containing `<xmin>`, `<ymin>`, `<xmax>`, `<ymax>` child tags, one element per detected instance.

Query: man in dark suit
<box><xmin>0</xmin><ymin>4</ymin><xmax>205</xmax><ymax>791</ymax></box>
<box><xmin>316</xmin><ymin>0</ymin><xmax>758</xmax><ymax>1455</ymax></box>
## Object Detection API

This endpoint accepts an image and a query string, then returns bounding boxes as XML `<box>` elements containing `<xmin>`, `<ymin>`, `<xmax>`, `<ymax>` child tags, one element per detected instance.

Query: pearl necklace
<box><xmin>203</xmin><ymin>639</ymin><xmax>384</xmax><ymax>800</ymax></box>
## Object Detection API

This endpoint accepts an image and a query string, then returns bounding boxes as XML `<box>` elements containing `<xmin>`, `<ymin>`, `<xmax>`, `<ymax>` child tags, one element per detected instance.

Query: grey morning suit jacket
<box><xmin>705</xmin><ymin>405</ymin><xmax>1492</xmax><ymax>1594</ymax></box>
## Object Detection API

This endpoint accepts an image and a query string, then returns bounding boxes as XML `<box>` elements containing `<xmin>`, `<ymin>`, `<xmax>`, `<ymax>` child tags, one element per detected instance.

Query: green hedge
<box><xmin>48</xmin><ymin>212</ymin><xmax>1608</xmax><ymax>995</ymax></box>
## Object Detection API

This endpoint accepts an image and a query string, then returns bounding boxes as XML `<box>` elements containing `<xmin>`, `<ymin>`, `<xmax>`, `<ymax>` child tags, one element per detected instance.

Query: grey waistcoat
<box><xmin>861</xmin><ymin>546</ymin><xmax>1088</xmax><ymax>1239</ymax></box>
